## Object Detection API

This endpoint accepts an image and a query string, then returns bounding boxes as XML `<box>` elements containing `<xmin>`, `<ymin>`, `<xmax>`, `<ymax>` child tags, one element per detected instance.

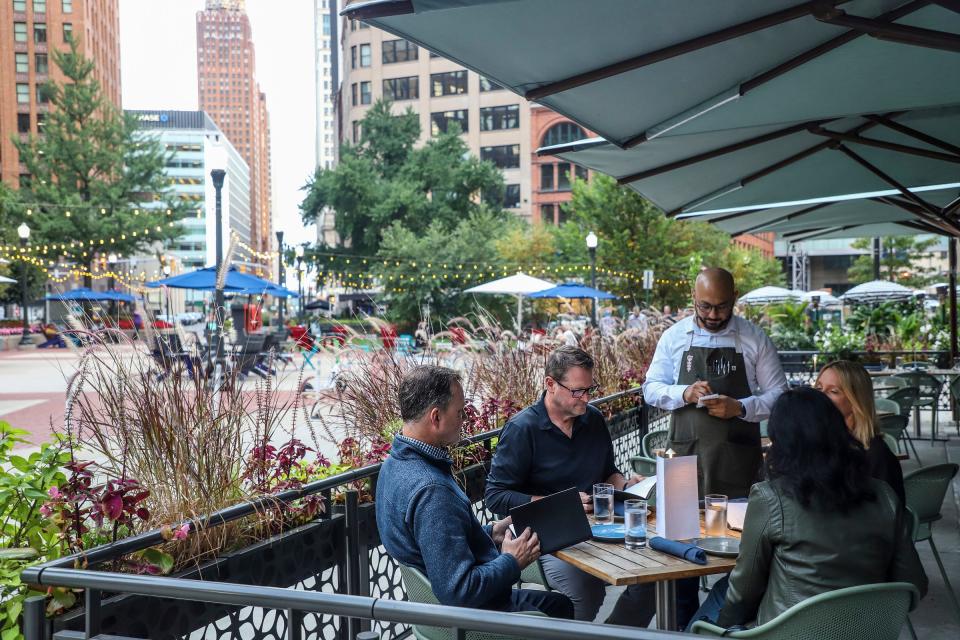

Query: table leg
<box><xmin>655</xmin><ymin>579</ymin><xmax>677</xmax><ymax>631</ymax></box>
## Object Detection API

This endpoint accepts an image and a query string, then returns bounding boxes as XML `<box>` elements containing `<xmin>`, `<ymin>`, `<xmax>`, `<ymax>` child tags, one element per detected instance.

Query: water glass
<box><xmin>624</xmin><ymin>499</ymin><xmax>647</xmax><ymax>549</ymax></box>
<box><xmin>704</xmin><ymin>494</ymin><xmax>728</xmax><ymax>537</ymax></box>
<box><xmin>593</xmin><ymin>483</ymin><xmax>614</xmax><ymax>524</ymax></box>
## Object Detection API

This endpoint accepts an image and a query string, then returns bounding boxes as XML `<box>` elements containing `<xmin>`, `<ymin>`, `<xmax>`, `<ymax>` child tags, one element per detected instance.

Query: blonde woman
<box><xmin>814</xmin><ymin>360</ymin><xmax>905</xmax><ymax>503</ymax></box>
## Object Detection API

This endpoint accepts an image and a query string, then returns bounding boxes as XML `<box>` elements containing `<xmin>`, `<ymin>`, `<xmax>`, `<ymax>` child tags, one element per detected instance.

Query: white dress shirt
<box><xmin>642</xmin><ymin>315</ymin><xmax>788</xmax><ymax>423</ymax></box>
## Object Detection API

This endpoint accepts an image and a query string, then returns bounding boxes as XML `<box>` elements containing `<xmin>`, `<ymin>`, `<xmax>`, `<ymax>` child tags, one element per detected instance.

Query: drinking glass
<box><xmin>624</xmin><ymin>499</ymin><xmax>647</xmax><ymax>549</ymax></box>
<box><xmin>593</xmin><ymin>483</ymin><xmax>614</xmax><ymax>524</ymax></box>
<box><xmin>704</xmin><ymin>494</ymin><xmax>728</xmax><ymax>537</ymax></box>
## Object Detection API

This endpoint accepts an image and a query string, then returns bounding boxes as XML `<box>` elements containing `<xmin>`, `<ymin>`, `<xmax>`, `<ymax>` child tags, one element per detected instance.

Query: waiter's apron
<box><xmin>668</xmin><ymin>331</ymin><xmax>762</xmax><ymax>499</ymax></box>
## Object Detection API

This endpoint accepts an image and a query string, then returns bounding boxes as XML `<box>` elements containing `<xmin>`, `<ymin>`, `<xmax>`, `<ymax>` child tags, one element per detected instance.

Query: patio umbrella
<box><xmin>236</xmin><ymin>284</ymin><xmax>300</xmax><ymax>298</ymax></box>
<box><xmin>528</xmin><ymin>282</ymin><xmax>616</xmax><ymax>299</ymax></box>
<box><xmin>801</xmin><ymin>290</ymin><xmax>842</xmax><ymax>307</ymax></box>
<box><xmin>145</xmin><ymin>266</ymin><xmax>277</xmax><ymax>292</ymax></box>
<box><xmin>0</xmin><ymin>275</ymin><xmax>15</xmax><ymax>284</ymax></box>
<box><xmin>840</xmin><ymin>279</ymin><xmax>915</xmax><ymax>303</ymax></box>
<box><xmin>465</xmin><ymin>272</ymin><xmax>555</xmax><ymax>332</ymax></box>
<box><xmin>738</xmin><ymin>286</ymin><xmax>802</xmax><ymax>305</ymax></box>
<box><xmin>46</xmin><ymin>287</ymin><xmax>121</xmax><ymax>302</ymax></box>
<box><xmin>101</xmin><ymin>289</ymin><xmax>137</xmax><ymax>303</ymax></box>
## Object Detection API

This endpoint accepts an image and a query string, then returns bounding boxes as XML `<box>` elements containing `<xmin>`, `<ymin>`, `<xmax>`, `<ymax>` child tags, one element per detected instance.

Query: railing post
<box><xmin>85</xmin><ymin>588</ymin><xmax>102</xmax><ymax>638</ymax></box>
<box><xmin>22</xmin><ymin>595</ymin><xmax>46</xmax><ymax>640</ymax></box>
<box><xmin>344</xmin><ymin>490</ymin><xmax>362</xmax><ymax>640</ymax></box>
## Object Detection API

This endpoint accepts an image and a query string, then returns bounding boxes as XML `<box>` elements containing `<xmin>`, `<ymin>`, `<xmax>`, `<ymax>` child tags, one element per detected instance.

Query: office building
<box><xmin>0</xmin><ymin>0</ymin><xmax>121</xmax><ymax>187</ymax></box>
<box><xmin>314</xmin><ymin>0</ymin><xmax>338</xmax><ymax>246</ymax></box>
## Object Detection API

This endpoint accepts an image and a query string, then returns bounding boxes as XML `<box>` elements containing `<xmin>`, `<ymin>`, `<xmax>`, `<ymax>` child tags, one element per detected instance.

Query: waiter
<box><xmin>643</xmin><ymin>268</ymin><xmax>787</xmax><ymax>498</ymax></box>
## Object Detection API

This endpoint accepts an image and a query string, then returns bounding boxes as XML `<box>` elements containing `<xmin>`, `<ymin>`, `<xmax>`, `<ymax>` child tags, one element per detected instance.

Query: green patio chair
<box><xmin>878</xmin><ymin>414</ymin><xmax>919</xmax><ymax>462</ymax></box>
<box><xmin>881</xmin><ymin>433</ymin><xmax>899</xmax><ymax>455</ymax></box>
<box><xmin>518</xmin><ymin>558</ymin><xmax>551</xmax><ymax>591</ymax></box>
<box><xmin>629</xmin><ymin>455</ymin><xmax>656</xmax><ymax>478</ymax></box>
<box><xmin>904</xmin><ymin>463</ymin><xmax>960</xmax><ymax>625</ymax></box>
<box><xmin>946</xmin><ymin>376</ymin><xmax>960</xmax><ymax>437</ymax></box>
<box><xmin>874</xmin><ymin>397</ymin><xmax>900</xmax><ymax>415</ymax></box>
<box><xmin>690</xmin><ymin>582</ymin><xmax>919</xmax><ymax>639</ymax></box>
<box><xmin>399</xmin><ymin>564</ymin><xmax>544</xmax><ymax>640</ymax></box>
<box><xmin>897</xmin><ymin>372</ymin><xmax>944</xmax><ymax>441</ymax></box>
<box><xmin>642</xmin><ymin>429</ymin><xmax>670</xmax><ymax>458</ymax></box>
<box><xmin>884</xmin><ymin>376</ymin><xmax>909</xmax><ymax>389</ymax></box>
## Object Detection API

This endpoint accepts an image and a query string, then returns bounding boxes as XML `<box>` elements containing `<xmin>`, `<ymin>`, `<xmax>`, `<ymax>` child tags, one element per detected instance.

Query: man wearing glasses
<box><xmin>644</xmin><ymin>268</ymin><xmax>787</xmax><ymax>499</ymax></box>
<box><xmin>485</xmin><ymin>346</ymin><xmax>648</xmax><ymax>624</ymax></box>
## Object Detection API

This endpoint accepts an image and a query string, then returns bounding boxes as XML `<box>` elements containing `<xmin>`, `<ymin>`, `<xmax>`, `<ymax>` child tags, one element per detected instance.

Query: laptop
<box><xmin>508</xmin><ymin>487</ymin><xmax>592</xmax><ymax>554</ymax></box>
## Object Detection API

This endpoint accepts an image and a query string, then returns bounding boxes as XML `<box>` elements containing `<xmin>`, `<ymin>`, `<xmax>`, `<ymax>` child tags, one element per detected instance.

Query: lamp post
<box><xmin>162</xmin><ymin>264</ymin><xmax>172</xmax><ymax>323</ymax></box>
<box><xmin>107</xmin><ymin>252</ymin><xmax>118</xmax><ymax>321</ymax></box>
<box><xmin>209</xmin><ymin>139</ymin><xmax>228</xmax><ymax>374</ymax></box>
<box><xmin>586</xmin><ymin>231</ymin><xmax>598</xmax><ymax>327</ymax></box>
<box><xmin>17</xmin><ymin>223</ymin><xmax>31</xmax><ymax>346</ymax></box>
<box><xmin>275</xmin><ymin>230</ymin><xmax>286</xmax><ymax>328</ymax></box>
<box><xmin>295</xmin><ymin>245</ymin><xmax>305</xmax><ymax>325</ymax></box>
<box><xmin>810</xmin><ymin>294</ymin><xmax>821</xmax><ymax>329</ymax></box>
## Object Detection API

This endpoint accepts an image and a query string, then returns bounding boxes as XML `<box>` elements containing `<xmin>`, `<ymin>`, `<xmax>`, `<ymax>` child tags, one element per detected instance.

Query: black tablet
<box><xmin>509</xmin><ymin>487</ymin><xmax>592</xmax><ymax>554</ymax></box>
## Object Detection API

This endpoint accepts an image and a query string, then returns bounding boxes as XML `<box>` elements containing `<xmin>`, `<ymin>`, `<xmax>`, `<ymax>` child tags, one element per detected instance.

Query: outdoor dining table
<box><xmin>871</xmin><ymin>368</ymin><xmax>960</xmax><ymax>438</ymax></box>
<box><xmin>555</xmin><ymin>513</ymin><xmax>740</xmax><ymax>632</ymax></box>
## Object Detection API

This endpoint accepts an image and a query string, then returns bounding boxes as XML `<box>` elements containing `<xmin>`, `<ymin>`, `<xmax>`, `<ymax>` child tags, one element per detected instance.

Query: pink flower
<box><xmin>39</xmin><ymin>504</ymin><xmax>52</xmax><ymax>517</ymax></box>
<box><xmin>173</xmin><ymin>523</ymin><xmax>190</xmax><ymax>540</ymax></box>
<box><xmin>47</xmin><ymin>486</ymin><xmax>61</xmax><ymax>499</ymax></box>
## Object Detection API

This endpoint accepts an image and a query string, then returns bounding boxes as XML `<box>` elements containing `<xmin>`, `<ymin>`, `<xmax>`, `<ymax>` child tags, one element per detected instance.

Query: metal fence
<box><xmin>21</xmin><ymin>389</ymin><xmax>654</xmax><ymax>640</ymax></box>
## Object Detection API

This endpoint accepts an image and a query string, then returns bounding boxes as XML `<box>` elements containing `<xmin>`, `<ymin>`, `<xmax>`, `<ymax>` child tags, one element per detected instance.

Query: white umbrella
<box><xmin>840</xmin><ymin>280</ymin><xmax>915</xmax><ymax>304</ymax></box>
<box><xmin>0</xmin><ymin>275</ymin><xmax>16</xmax><ymax>284</ymax></box>
<box><xmin>465</xmin><ymin>272</ymin><xmax>555</xmax><ymax>333</ymax></box>
<box><xmin>738</xmin><ymin>286</ymin><xmax>801</xmax><ymax>306</ymax></box>
<box><xmin>801</xmin><ymin>290</ymin><xmax>841</xmax><ymax>307</ymax></box>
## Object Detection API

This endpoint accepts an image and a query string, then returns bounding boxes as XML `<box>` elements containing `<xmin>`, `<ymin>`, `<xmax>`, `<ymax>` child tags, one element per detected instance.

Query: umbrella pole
<box><xmin>516</xmin><ymin>294</ymin><xmax>522</xmax><ymax>335</ymax></box>
<box><xmin>950</xmin><ymin>237</ymin><xmax>958</xmax><ymax>366</ymax></box>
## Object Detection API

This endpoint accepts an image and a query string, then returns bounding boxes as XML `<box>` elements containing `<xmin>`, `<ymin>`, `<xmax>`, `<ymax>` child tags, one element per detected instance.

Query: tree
<box><xmin>722</xmin><ymin>244</ymin><xmax>786</xmax><ymax>294</ymax></box>
<box><xmin>847</xmin><ymin>236</ymin><xmax>941</xmax><ymax>287</ymax></box>
<box><xmin>12</xmin><ymin>40</ymin><xmax>184</xmax><ymax>284</ymax></box>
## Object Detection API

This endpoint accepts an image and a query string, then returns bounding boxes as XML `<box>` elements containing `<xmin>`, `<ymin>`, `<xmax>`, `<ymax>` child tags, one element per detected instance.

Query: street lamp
<box><xmin>107</xmin><ymin>252</ymin><xmax>119</xmax><ymax>321</ymax></box>
<box><xmin>295</xmin><ymin>245</ymin><xmax>305</xmax><ymax>325</ymax></box>
<box><xmin>17</xmin><ymin>223</ymin><xmax>31</xmax><ymax>346</ymax></box>
<box><xmin>276</xmin><ymin>230</ymin><xmax>286</xmax><ymax>328</ymax></box>
<box><xmin>209</xmin><ymin>138</ymin><xmax>228</xmax><ymax>374</ymax></box>
<box><xmin>162</xmin><ymin>264</ymin><xmax>172</xmax><ymax>323</ymax></box>
<box><xmin>586</xmin><ymin>231</ymin><xmax>598</xmax><ymax>327</ymax></box>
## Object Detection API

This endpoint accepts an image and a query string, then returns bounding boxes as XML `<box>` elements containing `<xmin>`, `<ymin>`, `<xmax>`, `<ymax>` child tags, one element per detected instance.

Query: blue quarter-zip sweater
<box><xmin>375</xmin><ymin>435</ymin><xmax>520</xmax><ymax>609</ymax></box>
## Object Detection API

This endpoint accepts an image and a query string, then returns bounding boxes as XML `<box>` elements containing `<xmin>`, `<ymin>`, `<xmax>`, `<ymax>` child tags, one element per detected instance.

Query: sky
<box><xmin>119</xmin><ymin>0</ymin><xmax>318</xmax><ymax>246</ymax></box>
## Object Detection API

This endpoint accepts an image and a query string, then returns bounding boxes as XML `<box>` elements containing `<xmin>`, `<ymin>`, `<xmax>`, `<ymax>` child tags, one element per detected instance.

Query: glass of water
<box><xmin>624</xmin><ymin>499</ymin><xmax>647</xmax><ymax>549</ymax></box>
<box><xmin>704</xmin><ymin>494</ymin><xmax>728</xmax><ymax>538</ymax></box>
<box><xmin>593</xmin><ymin>483</ymin><xmax>614</xmax><ymax>524</ymax></box>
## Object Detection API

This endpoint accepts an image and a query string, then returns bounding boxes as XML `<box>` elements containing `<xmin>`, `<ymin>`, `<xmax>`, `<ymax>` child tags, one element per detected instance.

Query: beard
<box><xmin>697</xmin><ymin>312</ymin><xmax>732</xmax><ymax>332</ymax></box>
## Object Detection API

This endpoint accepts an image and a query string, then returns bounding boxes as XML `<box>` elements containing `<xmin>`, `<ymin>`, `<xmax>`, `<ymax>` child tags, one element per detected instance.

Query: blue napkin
<box><xmin>649</xmin><ymin>536</ymin><xmax>707</xmax><ymax>565</ymax></box>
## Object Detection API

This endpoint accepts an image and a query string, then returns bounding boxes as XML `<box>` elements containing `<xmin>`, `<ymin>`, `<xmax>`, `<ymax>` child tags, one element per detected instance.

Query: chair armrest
<box><xmin>629</xmin><ymin>455</ymin><xmax>656</xmax><ymax>477</ymax></box>
<box><xmin>905</xmin><ymin>505</ymin><xmax>920</xmax><ymax>542</ymax></box>
<box><xmin>690</xmin><ymin>620</ymin><xmax>730</xmax><ymax>636</ymax></box>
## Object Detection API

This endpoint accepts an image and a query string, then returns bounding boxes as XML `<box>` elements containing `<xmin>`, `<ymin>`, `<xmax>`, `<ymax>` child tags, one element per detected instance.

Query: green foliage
<box><xmin>815</xmin><ymin>324</ymin><xmax>866</xmax><ymax>360</ymax></box>
<box><xmin>0</xmin><ymin>422</ymin><xmax>69</xmax><ymax>639</ymax></box>
<box><xmin>12</xmin><ymin>39</ymin><xmax>185</xmax><ymax>272</ymax></box>
<box><xmin>845</xmin><ymin>302</ymin><xmax>904</xmax><ymax>339</ymax></box>
<box><xmin>765</xmin><ymin>301</ymin><xmax>815</xmax><ymax>350</ymax></box>
<box><xmin>847</xmin><ymin>236</ymin><xmax>940</xmax><ymax>287</ymax></box>
<box><xmin>722</xmin><ymin>244</ymin><xmax>786</xmax><ymax>294</ymax></box>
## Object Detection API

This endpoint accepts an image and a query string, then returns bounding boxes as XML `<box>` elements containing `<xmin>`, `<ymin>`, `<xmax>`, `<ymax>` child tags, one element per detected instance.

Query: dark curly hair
<box><xmin>765</xmin><ymin>386</ymin><xmax>876</xmax><ymax>514</ymax></box>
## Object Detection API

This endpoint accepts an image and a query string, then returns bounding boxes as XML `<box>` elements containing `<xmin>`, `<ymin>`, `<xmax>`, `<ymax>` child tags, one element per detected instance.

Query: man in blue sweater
<box><xmin>376</xmin><ymin>365</ymin><xmax>573</xmax><ymax>617</ymax></box>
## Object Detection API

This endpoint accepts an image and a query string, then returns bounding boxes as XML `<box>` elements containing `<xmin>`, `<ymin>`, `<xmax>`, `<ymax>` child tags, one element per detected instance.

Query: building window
<box><xmin>383</xmin><ymin>76</ymin><xmax>418</xmax><ymax>101</ymax></box>
<box><xmin>540</xmin><ymin>163</ymin><xmax>555</xmax><ymax>191</ymax></box>
<box><xmin>17</xmin><ymin>113</ymin><xmax>31</xmax><ymax>133</ymax></box>
<box><xmin>36</xmin><ymin>83</ymin><xmax>48</xmax><ymax>104</ymax></box>
<box><xmin>62</xmin><ymin>22</ymin><xmax>72</xmax><ymax>42</ymax></box>
<box><xmin>350</xmin><ymin>45</ymin><xmax>356</xmax><ymax>69</ymax></box>
<box><xmin>14</xmin><ymin>22</ymin><xmax>27</xmax><ymax>42</ymax></box>
<box><xmin>575</xmin><ymin>165</ymin><xmax>588</xmax><ymax>182</ymax></box>
<box><xmin>359</xmin><ymin>43</ymin><xmax>371</xmax><ymax>67</ymax></box>
<box><xmin>480</xmin><ymin>104</ymin><xmax>519</xmax><ymax>131</ymax></box>
<box><xmin>352</xmin><ymin>121</ymin><xmax>362</xmax><ymax>143</ymax></box>
<box><xmin>13</xmin><ymin>0</ymin><xmax>26</xmax><ymax>11</ymax></box>
<box><xmin>481</xmin><ymin>144</ymin><xmax>520</xmax><ymax>169</ymax></box>
<box><xmin>479</xmin><ymin>76</ymin><xmax>504</xmax><ymax>92</ymax></box>
<box><xmin>382</xmin><ymin>38</ymin><xmax>418</xmax><ymax>63</ymax></box>
<box><xmin>15</xmin><ymin>52</ymin><xmax>29</xmax><ymax>74</ymax></box>
<box><xmin>503</xmin><ymin>184</ymin><xmax>520</xmax><ymax>209</ymax></box>
<box><xmin>430</xmin><ymin>109</ymin><xmax>468</xmax><ymax>136</ymax></box>
<box><xmin>32</xmin><ymin>0</ymin><xmax>45</xmax><ymax>12</ymax></box>
<box><xmin>322</xmin><ymin>14</ymin><xmax>330</xmax><ymax>36</ymax></box>
<box><xmin>36</xmin><ymin>112</ymin><xmax>45</xmax><ymax>130</ymax></box>
<box><xmin>557</xmin><ymin>162</ymin><xmax>572</xmax><ymax>190</ymax></box>
<box><xmin>541</xmin><ymin>204</ymin><xmax>556</xmax><ymax>224</ymax></box>
<box><xmin>359</xmin><ymin>80</ymin><xmax>372</xmax><ymax>105</ymax></box>
<box><xmin>351</xmin><ymin>82</ymin><xmax>358</xmax><ymax>106</ymax></box>
<box><xmin>431</xmin><ymin>70</ymin><xmax>467</xmax><ymax>97</ymax></box>
<box><xmin>61</xmin><ymin>0</ymin><xmax>71</xmax><ymax>12</ymax></box>
<box><xmin>34</xmin><ymin>23</ymin><xmax>46</xmax><ymax>44</ymax></box>
<box><xmin>16</xmin><ymin>83</ymin><xmax>29</xmax><ymax>103</ymax></box>
<box><xmin>541</xmin><ymin>121</ymin><xmax>586</xmax><ymax>148</ymax></box>
<box><xmin>34</xmin><ymin>52</ymin><xmax>47</xmax><ymax>74</ymax></box>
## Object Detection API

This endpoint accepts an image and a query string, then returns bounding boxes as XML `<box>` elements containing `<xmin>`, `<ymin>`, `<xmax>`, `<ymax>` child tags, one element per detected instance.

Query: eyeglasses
<box><xmin>554</xmin><ymin>380</ymin><xmax>601</xmax><ymax>399</ymax></box>
<box><xmin>695</xmin><ymin>300</ymin><xmax>734</xmax><ymax>315</ymax></box>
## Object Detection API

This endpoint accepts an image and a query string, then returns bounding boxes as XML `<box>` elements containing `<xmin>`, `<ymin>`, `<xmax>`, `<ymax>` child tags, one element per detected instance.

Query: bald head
<box><xmin>693</xmin><ymin>268</ymin><xmax>737</xmax><ymax>332</ymax></box>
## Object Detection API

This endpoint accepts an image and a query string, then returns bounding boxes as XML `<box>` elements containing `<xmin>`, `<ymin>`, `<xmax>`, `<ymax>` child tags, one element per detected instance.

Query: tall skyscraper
<box><xmin>196</xmin><ymin>0</ymin><xmax>272</xmax><ymax>257</ymax></box>
<box><xmin>314</xmin><ymin>0</ymin><xmax>338</xmax><ymax>246</ymax></box>
<box><xmin>0</xmin><ymin>0</ymin><xmax>121</xmax><ymax>187</ymax></box>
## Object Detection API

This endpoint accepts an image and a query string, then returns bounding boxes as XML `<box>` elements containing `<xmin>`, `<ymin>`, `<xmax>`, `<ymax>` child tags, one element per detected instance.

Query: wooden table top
<box><xmin>870</xmin><ymin>369</ymin><xmax>960</xmax><ymax>377</ymax></box>
<box><xmin>555</xmin><ymin>515</ymin><xmax>741</xmax><ymax>587</ymax></box>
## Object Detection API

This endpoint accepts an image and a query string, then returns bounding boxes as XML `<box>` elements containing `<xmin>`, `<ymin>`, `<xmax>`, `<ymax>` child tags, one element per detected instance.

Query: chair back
<box><xmin>642</xmin><ymin>429</ymin><xmax>670</xmax><ymax>458</ymax></box>
<box><xmin>881</xmin><ymin>433</ymin><xmax>898</xmax><ymax>454</ymax></box>
<box><xmin>949</xmin><ymin>375</ymin><xmax>960</xmax><ymax>404</ymax></box>
<box><xmin>903</xmin><ymin>463</ymin><xmax>959</xmax><ymax>526</ymax></box>
<box><xmin>882</xmin><ymin>376</ymin><xmax>908</xmax><ymax>389</ymax></box>
<box><xmin>885</xmin><ymin>387</ymin><xmax>920</xmax><ymax>416</ymax></box>
<box><xmin>691</xmin><ymin>582</ymin><xmax>919</xmax><ymax>639</ymax></box>
<box><xmin>877</xmin><ymin>414</ymin><xmax>908</xmax><ymax>439</ymax></box>
<box><xmin>874</xmin><ymin>398</ymin><xmax>900</xmax><ymax>416</ymax></box>
<box><xmin>897</xmin><ymin>371</ymin><xmax>943</xmax><ymax>402</ymax></box>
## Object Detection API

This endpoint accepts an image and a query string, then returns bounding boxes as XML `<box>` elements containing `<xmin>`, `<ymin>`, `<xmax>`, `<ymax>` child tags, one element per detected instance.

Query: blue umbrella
<box><xmin>145</xmin><ymin>266</ymin><xmax>277</xmax><ymax>292</ymax></box>
<box><xmin>102</xmin><ymin>289</ymin><xmax>137</xmax><ymax>303</ymax></box>
<box><xmin>46</xmin><ymin>287</ymin><xmax>120</xmax><ymax>302</ymax></box>
<box><xmin>235</xmin><ymin>284</ymin><xmax>300</xmax><ymax>298</ymax></box>
<box><xmin>527</xmin><ymin>282</ymin><xmax>616</xmax><ymax>300</ymax></box>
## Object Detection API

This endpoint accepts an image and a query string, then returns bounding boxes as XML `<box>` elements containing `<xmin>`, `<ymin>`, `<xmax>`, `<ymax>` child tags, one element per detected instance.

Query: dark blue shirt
<box><xmin>485</xmin><ymin>393</ymin><xmax>620</xmax><ymax>517</ymax></box>
<box><xmin>376</xmin><ymin>435</ymin><xmax>520</xmax><ymax>609</ymax></box>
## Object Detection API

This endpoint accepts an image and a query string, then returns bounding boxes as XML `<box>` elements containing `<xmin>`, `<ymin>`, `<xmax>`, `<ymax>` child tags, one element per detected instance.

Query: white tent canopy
<box><xmin>801</xmin><ymin>290</ymin><xmax>842</xmax><ymax>307</ymax></box>
<box><xmin>840</xmin><ymin>280</ymin><xmax>914</xmax><ymax>303</ymax></box>
<box><xmin>738</xmin><ymin>286</ymin><xmax>801</xmax><ymax>306</ymax></box>
<box><xmin>0</xmin><ymin>275</ymin><xmax>16</xmax><ymax>284</ymax></box>
<box><xmin>465</xmin><ymin>272</ymin><xmax>554</xmax><ymax>332</ymax></box>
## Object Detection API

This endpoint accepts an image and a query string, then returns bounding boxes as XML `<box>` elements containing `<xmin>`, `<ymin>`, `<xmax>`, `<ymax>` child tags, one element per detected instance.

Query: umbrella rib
<box><xmin>815</xmin><ymin>6</ymin><xmax>960</xmax><ymax>53</ymax></box>
<box><xmin>524</xmin><ymin>1</ymin><xmax>843</xmax><ymax>102</ymax></box>
<box><xmin>865</xmin><ymin>114</ymin><xmax>960</xmax><ymax>156</ymax></box>
<box><xmin>942</xmin><ymin>194</ymin><xmax>960</xmax><ymax>215</ymax></box>
<box><xmin>934</xmin><ymin>0</ymin><xmax>960</xmax><ymax>14</ymax></box>
<box><xmin>727</xmin><ymin>202</ymin><xmax>831</xmax><ymax>236</ymax></box>
<box><xmin>806</xmin><ymin>125</ymin><xmax>960</xmax><ymax>163</ymax></box>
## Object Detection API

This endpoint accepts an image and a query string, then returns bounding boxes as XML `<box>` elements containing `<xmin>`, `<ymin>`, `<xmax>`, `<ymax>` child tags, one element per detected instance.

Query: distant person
<box><xmin>688</xmin><ymin>387</ymin><xmax>927</xmax><ymax>630</ymax></box>
<box><xmin>557</xmin><ymin>324</ymin><xmax>578</xmax><ymax>347</ymax></box>
<box><xmin>662</xmin><ymin>304</ymin><xmax>674</xmax><ymax>318</ymax></box>
<box><xmin>37</xmin><ymin>324</ymin><xmax>65</xmax><ymax>349</ymax></box>
<box><xmin>376</xmin><ymin>366</ymin><xmax>573</xmax><ymax>618</ymax></box>
<box><xmin>598</xmin><ymin>308</ymin><xmax>619</xmax><ymax>337</ymax></box>
<box><xmin>815</xmin><ymin>360</ymin><xmax>905</xmax><ymax>503</ymax></box>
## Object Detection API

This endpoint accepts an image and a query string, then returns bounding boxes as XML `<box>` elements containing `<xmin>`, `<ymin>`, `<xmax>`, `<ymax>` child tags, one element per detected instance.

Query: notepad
<box><xmin>727</xmin><ymin>502</ymin><xmax>748</xmax><ymax>531</ymax></box>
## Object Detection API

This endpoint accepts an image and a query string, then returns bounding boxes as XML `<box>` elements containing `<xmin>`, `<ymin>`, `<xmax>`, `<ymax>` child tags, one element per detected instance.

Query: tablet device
<box><xmin>509</xmin><ymin>487</ymin><xmax>592</xmax><ymax>554</ymax></box>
